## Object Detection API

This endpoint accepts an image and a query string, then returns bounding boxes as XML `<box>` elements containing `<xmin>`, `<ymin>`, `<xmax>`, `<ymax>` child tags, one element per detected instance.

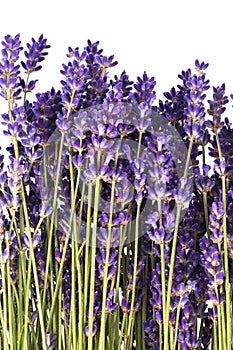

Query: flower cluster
<box><xmin>1</xmin><ymin>33</ymin><xmax>233</xmax><ymax>350</ymax></box>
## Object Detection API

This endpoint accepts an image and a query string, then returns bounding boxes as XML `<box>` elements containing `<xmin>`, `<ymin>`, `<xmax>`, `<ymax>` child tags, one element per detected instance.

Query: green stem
<box><xmin>23</xmin><ymin>72</ymin><xmax>30</xmax><ymax>101</ymax></box>
<box><xmin>173</xmin><ymin>300</ymin><xmax>182</xmax><ymax>350</ymax></box>
<box><xmin>57</xmin><ymin>287</ymin><xmax>63</xmax><ymax>350</ymax></box>
<box><xmin>69</xmin><ymin>152</ymin><xmax>77</xmax><ymax>350</ymax></box>
<box><xmin>170</xmin><ymin>325</ymin><xmax>174</xmax><ymax>350</ymax></box>
<box><xmin>112</xmin><ymin>224</ymin><xmax>126</xmax><ymax>349</ymax></box>
<box><xmin>222</xmin><ymin>175</ymin><xmax>231</xmax><ymax>350</ymax></box>
<box><xmin>6</xmin><ymin>257</ymin><xmax>14</xmax><ymax>349</ymax></box>
<box><xmin>217</xmin><ymin>304</ymin><xmax>223</xmax><ymax>350</ymax></box>
<box><xmin>163</xmin><ymin>204</ymin><xmax>182</xmax><ymax>349</ymax></box>
<box><xmin>118</xmin><ymin>310</ymin><xmax>128</xmax><ymax>350</ymax></box>
<box><xmin>74</xmin><ymin>173</ymin><xmax>85</xmax><ymax>349</ymax></box>
<box><xmin>0</xmin><ymin>241</ymin><xmax>9</xmax><ymax>350</ymax></box>
<box><xmin>99</xmin><ymin>180</ymin><xmax>116</xmax><ymax>350</ymax></box>
<box><xmin>159</xmin><ymin>322</ymin><xmax>162</xmax><ymax>350</ymax></box>
<box><xmin>83</xmin><ymin>184</ymin><xmax>92</xmax><ymax>332</ymax></box>
<box><xmin>184</xmin><ymin>137</ymin><xmax>193</xmax><ymax>177</ymax></box>
<box><xmin>137</xmin><ymin>131</ymin><xmax>143</xmax><ymax>159</ymax></box>
<box><xmin>87</xmin><ymin>176</ymin><xmax>101</xmax><ymax>350</ymax></box>
<box><xmin>126</xmin><ymin>204</ymin><xmax>141</xmax><ymax>347</ymax></box>
<box><xmin>215</xmin><ymin>131</ymin><xmax>232</xmax><ymax>350</ymax></box>
<box><xmin>203</xmin><ymin>192</ymin><xmax>211</xmax><ymax>241</ymax></box>
<box><xmin>212</xmin><ymin>306</ymin><xmax>218</xmax><ymax>350</ymax></box>
<box><xmin>141</xmin><ymin>254</ymin><xmax>148</xmax><ymax>350</ymax></box>
<box><xmin>21</xmin><ymin>254</ymin><xmax>32</xmax><ymax>349</ymax></box>
<box><xmin>158</xmin><ymin>196</ymin><xmax>167</xmax><ymax>348</ymax></box>
<box><xmin>220</xmin><ymin>298</ymin><xmax>227</xmax><ymax>350</ymax></box>
<box><xmin>214</xmin><ymin>279</ymin><xmax>223</xmax><ymax>350</ymax></box>
<box><xmin>202</xmin><ymin>144</ymin><xmax>206</xmax><ymax>165</ymax></box>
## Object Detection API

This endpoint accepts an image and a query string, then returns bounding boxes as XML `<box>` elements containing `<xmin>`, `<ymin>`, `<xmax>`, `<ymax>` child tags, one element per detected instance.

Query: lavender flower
<box><xmin>1</xmin><ymin>33</ymin><xmax>233</xmax><ymax>350</ymax></box>
<box><xmin>21</xmin><ymin>34</ymin><xmax>50</xmax><ymax>74</ymax></box>
<box><xmin>0</xmin><ymin>34</ymin><xmax>22</xmax><ymax>100</ymax></box>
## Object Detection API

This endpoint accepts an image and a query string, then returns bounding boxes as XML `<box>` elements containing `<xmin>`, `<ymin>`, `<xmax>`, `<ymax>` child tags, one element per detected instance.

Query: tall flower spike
<box><xmin>0</xmin><ymin>34</ymin><xmax>23</xmax><ymax>100</ymax></box>
<box><xmin>129</xmin><ymin>71</ymin><xmax>156</xmax><ymax>108</ymax></box>
<box><xmin>21</xmin><ymin>34</ymin><xmax>50</xmax><ymax>74</ymax></box>
<box><xmin>206</xmin><ymin>83</ymin><xmax>229</xmax><ymax>132</ymax></box>
<box><xmin>183</xmin><ymin>61</ymin><xmax>209</xmax><ymax>141</ymax></box>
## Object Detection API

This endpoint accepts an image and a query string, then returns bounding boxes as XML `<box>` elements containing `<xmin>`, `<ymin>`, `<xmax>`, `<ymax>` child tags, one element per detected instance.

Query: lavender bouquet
<box><xmin>0</xmin><ymin>33</ymin><xmax>233</xmax><ymax>350</ymax></box>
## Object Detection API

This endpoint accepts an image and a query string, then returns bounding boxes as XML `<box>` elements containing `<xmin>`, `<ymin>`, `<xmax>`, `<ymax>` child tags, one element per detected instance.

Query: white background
<box><xmin>0</xmin><ymin>0</ymin><xmax>233</xmax><ymax>135</ymax></box>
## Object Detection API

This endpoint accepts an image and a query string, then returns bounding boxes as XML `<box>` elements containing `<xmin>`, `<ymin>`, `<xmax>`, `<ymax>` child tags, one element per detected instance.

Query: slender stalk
<box><xmin>217</xmin><ymin>304</ymin><xmax>223</xmax><ymax>350</ymax></box>
<box><xmin>158</xmin><ymin>197</ymin><xmax>167</xmax><ymax>348</ymax></box>
<box><xmin>23</xmin><ymin>72</ymin><xmax>30</xmax><ymax>101</ymax></box>
<box><xmin>170</xmin><ymin>325</ymin><xmax>174</xmax><ymax>350</ymax></box>
<box><xmin>0</xmin><ymin>240</ymin><xmax>8</xmax><ymax>350</ymax></box>
<box><xmin>203</xmin><ymin>192</ymin><xmax>211</xmax><ymax>241</ymax></box>
<box><xmin>215</xmin><ymin>131</ymin><xmax>232</xmax><ymax>350</ymax></box>
<box><xmin>112</xmin><ymin>224</ymin><xmax>126</xmax><ymax>349</ymax></box>
<box><xmin>21</xmin><ymin>254</ymin><xmax>32</xmax><ymax>349</ymax></box>
<box><xmin>3</xmin><ymin>215</ymin><xmax>15</xmax><ymax>349</ymax></box>
<box><xmin>49</xmin><ymin>210</ymin><xmax>58</xmax><ymax>339</ymax></box>
<box><xmin>69</xmin><ymin>156</ymin><xmax>83</xmax><ymax>349</ymax></box>
<box><xmin>83</xmin><ymin>184</ymin><xmax>92</xmax><ymax>332</ymax></box>
<box><xmin>118</xmin><ymin>309</ymin><xmax>128</xmax><ymax>350</ymax></box>
<box><xmin>212</xmin><ymin>314</ymin><xmax>217</xmax><ymax>350</ymax></box>
<box><xmin>74</xmin><ymin>177</ymin><xmax>85</xmax><ymax>349</ymax></box>
<box><xmin>126</xmin><ymin>204</ymin><xmax>141</xmax><ymax>348</ymax></box>
<box><xmin>214</xmin><ymin>278</ymin><xmax>223</xmax><ymax>350</ymax></box>
<box><xmin>184</xmin><ymin>137</ymin><xmax>193</xmax><ymax>176</ymax></box>
<box><xmin>76</xmin><ymin>254</ymin><xmax>84</xmax><ymax>350</ymax></box>
<box><xmin>141</xmin><ymin>254</ymin><xmax>148</xmax><ymax>350</ymax></box>
<box><xmin>221</xmin><ymin>175</ymin><xmax>231</xmax><ymax>350</ymax></box>
<box><xmin>69</xmin><ymin>152</ymin><xmax>77</xmax><ymax>350</ymax></box>
<box><xmin>57</xmin><ymin>287</ymin><xmax>63</xmax><ymax>350</ymax></box>
<box><xmin>99</xmin><ymin>180</ymin><xmax>116</xmax><ymax>350</ymax></box>
<box><xmin>0</xmin><ymin>302</ymin><xmax>5</xmax><ymax>348</ymax></box>
<box><xmin>173</xmin><ymin>300</ymin><xmax>182</xmax><ymax>350</ymax></box>
<box><xmin>12</xmin><ymin>213</ymin><xmax>25</xmax><ymax>346</ymax></box>
<box><xmin>202</xmin><ymin>145</ymin><xmax>206</xmax><ymax>165</ymax></box>
<box><xmin>87</xmin><ymin>176</ymin><xmax>101</xmax><ymax>350</ymax></box>
<box><xmin>137</xmin><ymin>131</ymin><xmax>143</xmax><ymax>159</ymax></box>
<box><xmin>6</xmin><ymin>257</ymin><xmax>14</xmax><ymax>349</ymax></box>
<box><xmin>163</xmin><ymin>204</ymin><xmax>182</xmax><ymax>349</ymax></box>
<box><xmin>220</xmin><ymin>297</ymin><xmax>227</xmax><ymax>350</ymax></box>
